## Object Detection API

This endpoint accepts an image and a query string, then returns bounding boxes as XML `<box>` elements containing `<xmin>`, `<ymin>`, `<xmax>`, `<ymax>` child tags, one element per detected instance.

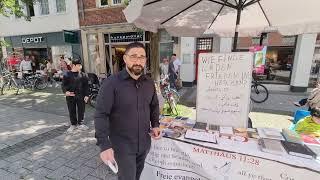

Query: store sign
<box><xmin>197</xmin><ymin>52</ymin><xmax>253</xmax><ymax>128</ymax></box>
<box><xmin>282</xmin><ymin>36</ymin><xmax>296</xmax><ymax>46</ymax></box>
<box><xmin>22</xmin><ymin>37</ymin><xmax>44</xmax><ymax>44</ymax></box>
<box><xmin>110</xmin><ymin>32</ymin><xmax>143</xmax><ymax>43</ymax></box>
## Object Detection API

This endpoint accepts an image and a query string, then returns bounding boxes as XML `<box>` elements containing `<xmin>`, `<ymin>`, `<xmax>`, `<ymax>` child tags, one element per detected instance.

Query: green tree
<box><xmin>0</xmin><ymin>0</ymin><xmax>38</xmax><ymax>48</ymax></box>
<box><xmin>0</xmin><ymin>0</ymin><xmax>38</xmax><ymax>20</ymax></box>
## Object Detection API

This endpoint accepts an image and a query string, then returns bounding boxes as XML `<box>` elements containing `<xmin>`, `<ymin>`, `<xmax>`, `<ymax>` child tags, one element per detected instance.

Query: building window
<box><xmin>112</xmin><ymin>0</ymin><xmax>122</xmax><ymax>5</ymax></box>
<box><xmin>56</xmin><ymin>0</ymin><xmax>66</xmax><ymax>13</ymax></box>
<box><xmin>26</xmin><ymin>2</ymin><xmax>35</xmax><ymax>17</ymax></box>
<box><xmin>39</xmin><ymin>0</ymin><xmax>50</xmax><ymax>15</ymax></box>
<box><xmin>196</xmin><ymin>38</ymin><xmax>213</xmax><ymax>51</ymax></box>
<box><xmin>99</xmin><ymin>0</ymin><xmax>108</xmax><ymax>7</ymax></box>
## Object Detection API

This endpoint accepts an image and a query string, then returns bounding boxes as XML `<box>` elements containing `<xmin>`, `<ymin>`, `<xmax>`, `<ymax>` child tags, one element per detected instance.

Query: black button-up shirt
<box><xmin>94</xmin><ymin>69</ymin><xmax>160</xmax><ymax>153</ymax></box>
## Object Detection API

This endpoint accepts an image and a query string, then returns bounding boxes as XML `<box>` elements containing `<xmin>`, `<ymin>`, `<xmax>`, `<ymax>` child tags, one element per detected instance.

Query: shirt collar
<box><xmin>120</xmin><ymin>69</ymin><xmax>147</xmax><ymax>81</ymax></box>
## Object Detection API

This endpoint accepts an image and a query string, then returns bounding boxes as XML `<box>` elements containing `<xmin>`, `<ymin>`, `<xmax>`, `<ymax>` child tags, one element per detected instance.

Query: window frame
<box><xmin>111</xmin><ymin>0</ymin><xmax>122</xmax><ymax>5</ymax></box>
<box><xmin>39</xmin><ymin>0</ymin><xmax>50</xmax><ymax>15</ymax></box>
<box><xmin>56</xmin><ymin>0</ymin><xmax>66</xmax><ymax>13</ymax></box>
<box><xmin>98</xmin><ymin>0</ymin><xmax>109</xmax><ymax>7</ymax></box>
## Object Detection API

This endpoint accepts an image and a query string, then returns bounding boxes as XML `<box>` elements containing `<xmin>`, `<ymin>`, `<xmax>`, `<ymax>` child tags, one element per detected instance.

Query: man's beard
<box><xmin>128</xmin><ymin>65</ymin><xmax>144</xmax><ymax>76</ymax></box>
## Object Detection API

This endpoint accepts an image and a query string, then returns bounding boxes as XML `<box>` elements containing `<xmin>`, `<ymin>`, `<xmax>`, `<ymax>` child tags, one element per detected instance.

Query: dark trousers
<box><xmin>66</xmin><ymin>96</ymin><xmax>85</xmax><ymax>125</ymax></box>
<box><xmin>169</xmin><ymin>74</ymin><xmax>177</xmax><ymax>89</ymax></box>
<box><xmin>114</xmin><ymin>149</ymin><xmax>149</xmax><ymax>180</ymax></box>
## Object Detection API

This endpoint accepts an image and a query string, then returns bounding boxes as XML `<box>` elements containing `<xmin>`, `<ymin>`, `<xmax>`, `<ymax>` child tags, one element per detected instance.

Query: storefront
<box><xmin>4</xmin><ymin>31</ymin><xmax>82</xmax><ymax>71</ymax></box>
<box><xmin>238</xmin><ymin>33</ymin><xmax>297</xmax><ymax>85</ymax></box>
<box><xmin>81</xmin><ymin>23</ymin><xmax>152</xmax><ymax>75</ymax></box>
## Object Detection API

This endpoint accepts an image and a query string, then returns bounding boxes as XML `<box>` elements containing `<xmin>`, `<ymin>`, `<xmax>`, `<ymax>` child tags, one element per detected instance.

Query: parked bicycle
<box><xmin>20</xmin><ymin>72</ymin><xmax>48</xmax><ymax>90</ymax></box>
<box><xmin>250</xmin><ymin>72</ymin><xmax>269</xmax><ymax>103</ymax></box>
<box><xmin>157</xmin><ymin>75</ymin><xmax>181</xmax><ymax>115</ymax></box>
<box><xmin>0</xmin><ymin>70</ymin><xmax>20</xmax><ymax>95</ymax></box>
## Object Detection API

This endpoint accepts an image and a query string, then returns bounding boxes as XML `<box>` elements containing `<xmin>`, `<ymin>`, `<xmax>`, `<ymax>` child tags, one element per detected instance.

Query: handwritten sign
<box><xmin>196</xmin><ymin>52</ymin><xmax>253</xmax><ymax>127</ymax></box>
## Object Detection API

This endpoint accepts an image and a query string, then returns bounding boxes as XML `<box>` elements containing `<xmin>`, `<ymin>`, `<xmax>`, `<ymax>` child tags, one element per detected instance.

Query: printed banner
<box><xmin>141</xmin><ymin>138</ymin><xmax>320</xmax><ymax>180</ymax></box>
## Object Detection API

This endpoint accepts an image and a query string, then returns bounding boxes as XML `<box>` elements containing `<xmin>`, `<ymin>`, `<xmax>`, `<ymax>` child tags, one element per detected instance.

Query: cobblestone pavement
<box><xmin>0</xmin><ymin>106</ymin><xmax>117</xmax><ymax>179</ymax></box>
<box><xmin>0</xmin><ymin>88</ymin><xmax>116</xmax><ymax>179</ymax></box>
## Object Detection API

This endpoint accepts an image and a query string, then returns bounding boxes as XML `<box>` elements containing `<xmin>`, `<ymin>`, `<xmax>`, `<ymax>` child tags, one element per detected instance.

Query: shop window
<box><xmin>39</xmin><ymin>0</ymin><xmax>49</xmax><ymax>15</ymax></box>
<box><xmin>112</xmin><ymin>0</ymin><xmax>122</xmax><ymax>5</ymax></box>
<box><xmin>196</xmin><ymin>38</ymin><xmax>213</xmax><ymax>51</ymax></box>
<box><xmin>56</xmin><ymin>0</ymin><xmax>66</xmax><ymax>13</ymax></box>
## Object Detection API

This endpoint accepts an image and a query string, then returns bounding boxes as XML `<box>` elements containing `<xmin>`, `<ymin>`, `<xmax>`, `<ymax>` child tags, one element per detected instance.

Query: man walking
<box><xmin>19</xmin><ymin>56</ymin><xmax>32</xmax><ymax>73</ymax></box>
<box><xmin>62</xmin><ymin>60</ymin><xmax>90</xmax><ymax>133</ymax></box>
<box><xmin>95</xmin><ymin>42</ymin><xmax>161</xmax><ymax>180</ymax></box>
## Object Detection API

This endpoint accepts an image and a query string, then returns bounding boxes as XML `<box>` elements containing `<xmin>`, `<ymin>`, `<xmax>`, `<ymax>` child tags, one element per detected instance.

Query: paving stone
<box><xmin>46</xmin><ymin>166</ymin><xmax>74</xmax><ymax>179</ymax></box>
<box><xmin>84</xmin><ymin>156</ymin><xmax>103</xmax><ymax>169</ymax></box>
<box><xmin>83</xmin><ymin>175</ymin><xmax>103</xmax><ymax>180</ymax></box>
<box><xmin>4</xmin><ymin>152</ymin><xmax>30</xmax><ymax>162</ymax></box>
<box><xmin>90</xmin><ymin>164</ymin><xmax>116</xmax><ymax>180</ymax></box>
<box><xmin>0</xmin><ymin>169</ymin><xmax>10</xmax><ymax>176</ymax></box>
<box><xmin>44</xmin><ymin>157</ymin><xmax>68</xmax><ymax>170</ymax></box>
<box><xmin>0</xmin><ymin>160</ymin><xmax>10</xmax><ymax>169</ymax></box>
<box><xmin>9</xmin><ymin>167</ymin><xmax>32</xmax><ymax>177</ymax></box>
<box><xmin>24</xmin><ymin>158</ymin><xmax>51</xmax><ymax>171</ymax></box>
<box><xmin>68</xmin><ymin>165</ymin><xmax>95</xmax><ymax>180</ymax></box>
<box><xmin>24</xmin><ymin>174</ymin><xmax>47</xmax><ymax>180</ymax></box>
<box><xmin>3</xmin><ymin>159</ymin><xmax>31</xmax><ymax>172</ymax></box>
<box><xmin>65</xmin><ymin>157</ymin><xmax>89</xmax><ymax>169</ymax></box>
<box><xmin>79</xmin><ymin>148</ymin><xmax>99</xmax><ymax>159</ymax></box>
<box><xmin>33</xmin><ymin>167</ymin><xmax>54</xmax><ymax>177</ymax></box>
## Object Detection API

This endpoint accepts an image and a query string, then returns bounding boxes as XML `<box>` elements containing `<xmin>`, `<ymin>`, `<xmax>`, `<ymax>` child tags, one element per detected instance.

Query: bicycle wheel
<box><xmin>35</xmin><ymin>78</ymin><xmax>48</xmax><ymax>90</ymax></box>
<box><xmin>250</xmin><ymin>84</ymin><xmax>269</xmax><ymax>103</ymax></box>
<box><xmin>170</xmin><ymin>88</ymin><xmax>181</xmax><ymax>103</ymax></box>
<box><xmin>89</xmin><ymin>94</ymin><xmax>98</xmax><ymax>108</ymax></box>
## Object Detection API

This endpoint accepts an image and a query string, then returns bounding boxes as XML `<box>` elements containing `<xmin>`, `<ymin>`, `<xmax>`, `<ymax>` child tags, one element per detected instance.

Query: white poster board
<box><xmin>141</xmin><ymin>139</ymin><xmax>320</xmax><ymax>180</ymax></box>
<box><xmin>196</xmin><ymin>52</ymin><xmax>253</xmax><ymax>127</ymax></box>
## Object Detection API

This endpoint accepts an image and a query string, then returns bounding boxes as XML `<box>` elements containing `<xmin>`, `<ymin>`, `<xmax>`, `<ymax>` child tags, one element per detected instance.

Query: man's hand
<box><xmin>100</xmin><ymin>148</ymin><xmax>115</xmax><ymax>164</ymax></box>
<box><xmin>150</xmin><ymin>127</ymin><xmax>162</xmax><ymax>140</ymax></box>
<box><xmin>65</xmin><ymin>91</ymin><xmax>75</xmax><ymax>97</ymax></box>
<box><xmin>84</xmin><ymin>96</ymin><xmax>89</xmax><ymax>103</ymax></box>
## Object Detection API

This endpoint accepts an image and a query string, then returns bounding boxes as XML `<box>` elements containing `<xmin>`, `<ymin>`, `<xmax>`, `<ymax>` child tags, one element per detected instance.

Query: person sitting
<box><xmin>295</xmin><ymin>108</ymin><xmax>320</xmax><ymax>137</ymax></box>
<box><xmin>293</xmin><ymin>82</ymin><xmax>320</xmax><ymax>111</ymax></box>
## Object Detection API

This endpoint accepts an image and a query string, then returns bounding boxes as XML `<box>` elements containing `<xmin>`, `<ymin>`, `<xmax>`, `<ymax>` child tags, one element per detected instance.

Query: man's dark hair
<box><xmin>172</xmin><ymin>53</ymin><xmax>177</xmax><ymax>56</ymax></box>
<box><xmin>311</xmin><ymin>108</ymin><xmax>320</xmax><ymax>117</ymax></box>
<box><xmin>71</xmin><ymin>59</ymin><xmax>82</xmax><ymax>65</ymax></box>
<box><xmin>125</xmin><ymin>42</ymin><xmax>146</xmax><ymax>55</ymax></box>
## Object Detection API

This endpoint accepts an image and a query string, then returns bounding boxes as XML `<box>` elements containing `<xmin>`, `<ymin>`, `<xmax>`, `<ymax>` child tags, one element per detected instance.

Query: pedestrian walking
<box><xmin>62</xmin><ymin>59</ymin><xmax>90</xmax><ymax>133</ymax></box>
<box><xmin>46</xmin><ymin>59</ymin><xmax>59</xmax><ymax>88</ymax></box>
<box><xmin>19</xmin><ymin>55</ymin><xmax>32</xmax><ymax>79</ymax></box>
<box><xmin>94</xmin><ymin>42</ymin><xmax>161</xmax><ymax>180</ymax></box>
<box><xmin>168</xmin><ymin>58</ymin><xmax>177</xmax><ymax>89</ymax></box>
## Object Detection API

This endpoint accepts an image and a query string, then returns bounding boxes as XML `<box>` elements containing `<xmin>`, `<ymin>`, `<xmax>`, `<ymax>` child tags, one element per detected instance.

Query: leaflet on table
<box><xmin>257</xmin><ymin>127</ymin><xmax>285</xmax><ymax>140</ymax></box>
<box><xmin>185</xmin><ymin>129</ymin><xmax>217</xmax><ymax>143</ymax></box>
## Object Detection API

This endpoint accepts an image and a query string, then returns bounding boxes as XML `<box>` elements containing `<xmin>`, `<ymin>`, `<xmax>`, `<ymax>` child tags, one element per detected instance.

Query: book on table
<box><xmin>193</xmin><ymin>122</ymin><xmax>208</xmax><ymax>132</ymax></box>
<box><xmin>185</xmin><ymin>129</ymin><xmax>217</xmax><ymax>144</ymax></box>
<box><xmin>257</xmin><ymin>128</ymin><xmax>285</xmax><ymax>140</ymax></box>
<box><xmin>258</xmin><ymin>138</ymin><xmax>286</xmax><ymax>155</ymax></box>
<box><xmin>282</xmin><ymin>129</ymin><xmax>302</xmax><ymax>144</ymax></box>
<box><xmin>281</xmin><ymin>141</ymin><xmax>317</xmax><ymax>159</ymax></box>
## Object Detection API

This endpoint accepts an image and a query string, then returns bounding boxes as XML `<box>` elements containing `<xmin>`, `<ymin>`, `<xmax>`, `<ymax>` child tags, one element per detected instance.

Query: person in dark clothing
<box><xmin>94</xmin><ymin>42</ymin><xmax>161</xmax><ymax>180</ymax></box>
<box><xmin>168</xmin><ymin>58</ymin><xmax>177</xmax><ymax>89</ymax></box>
<box><xmin>62</xmin><ymin>60</ymin><xmax>90</xmax><ymax>133</ymax></box>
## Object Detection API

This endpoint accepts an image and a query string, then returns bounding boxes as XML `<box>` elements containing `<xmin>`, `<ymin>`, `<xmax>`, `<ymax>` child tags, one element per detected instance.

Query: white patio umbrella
<box><xmin>124</xmin><ymin>0</ymin><xmax>320</xmax><ymax>51</ymax></box>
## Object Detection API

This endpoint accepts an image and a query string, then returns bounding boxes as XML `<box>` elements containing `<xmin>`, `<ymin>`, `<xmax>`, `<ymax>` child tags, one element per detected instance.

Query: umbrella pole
<box><xmin>232</xmin><ymin>0</ymin><xmax>242</xmax><ymax>52</ymax></box>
